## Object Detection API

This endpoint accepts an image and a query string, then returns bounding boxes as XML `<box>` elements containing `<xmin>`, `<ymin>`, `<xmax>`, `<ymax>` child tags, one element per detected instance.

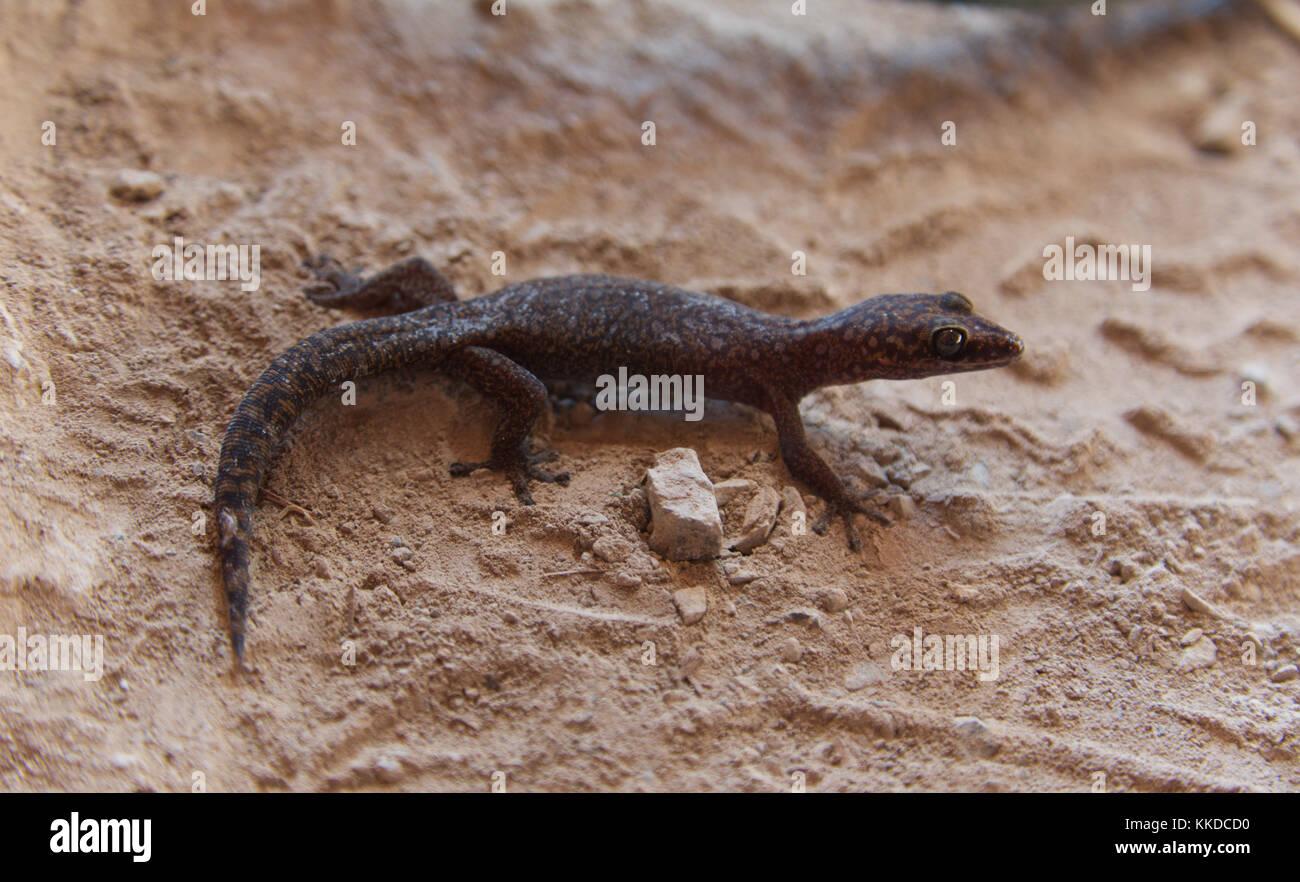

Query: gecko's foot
<box><xmin>449</xmin><ymin>450</ymin><xmax>570</xmax><ymax>505</ymax></box>
<box><xmin>301</xmin><ymin>254</ymin><xmax>363</xmax><ymax>301</ymax></box>
<box><xmin>812</xmin><ymin>495</ymin><xmax>892</xmax><ymax>551</ymax></box>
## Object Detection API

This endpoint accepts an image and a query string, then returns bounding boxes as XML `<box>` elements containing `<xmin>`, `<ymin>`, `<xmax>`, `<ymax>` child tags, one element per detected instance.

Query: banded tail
<box><xmin>214</xmin><ymin>313</ymin><xmax>468</xmax><ymax>662</ymax></box>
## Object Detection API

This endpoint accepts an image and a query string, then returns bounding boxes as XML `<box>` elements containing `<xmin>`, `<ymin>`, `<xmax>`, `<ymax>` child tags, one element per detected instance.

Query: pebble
<box><xmin>779</xmin><ymin>486</ymin><xmax>806</xmax><ymax>521</ymax></box>
<box><xmin>1178</xmin><ymin>637</ymin><xmax>1218</xmax><ymax>671</ymax></box>
<box><xmin>819</xmin><ymin>588</ymin><xmax>850</xmax><ymax>613</ymax></box>
<box><xmin>1180</xmin><ymin>628</ymin><xmax>1204</xmax><ymax>646</ymax></box>
<box><xmin>374</xmin><ymin>756</ymin><xmax>404</xmax><ymax>784</ymax></box>
<box><xmin>953</xmin><ymin>716</ymin><xmax>1000</xmax><ymax>758</ymax></box>
<box><xmin>888</xmin><ymin>494</ymin><xmax>916</xmax><ymax>519</ymax></box>
<box><xmin>314</xmin><ymin>558</ymin><xmax>333</xmax><ymax>579</ymax></box>
<box><xmin>1270</xmin><ymin>665</ymin><xmax>1299</xmax><ymax>683</ymax></box>
<box><xmin>845</xmin><ymin>661</ymin><xmax>885</xmax><ymax>690</ymax></box>
<box><xmin>1181</xmin><ymin>586</ymin><xmax>1226</xmax><ymax>619</ymax></box>
<box><xmin>645</xmin><ymin>448</ymin><xmax>723</xmax><ymax>561</ymax></box>
<box><xmin>786</xmin><ymin>609</ymin><xmax>821</xmax><ymax>627</ymax></box>
<box><xmin>110</xmin><ymin>169</ymin><xmax>165</xmax><ymax>202</ymax></box>
<box><xmin>858</xmin><ymin>459</ymin><xmax>891</xmax><ymax>489</ymax></box>
<box><xmin>725</xmin><ymin>564</ymin><xmax>760</xmax><ymax>586</ymax></box>
<box><xmin>731</xmin><ymin>486</ymin><xmax>781</xmax><ymax>553</ymax></box>
<box><xmin>965</xmin><ymin>461</ymin><xmax>992</xmax><ymax>488</ymax></box>
<box><xmin>1193</xmin><ymin>91</ymin><xmax>1247</xmax><ymax>154</ymax></box>
<box><xmin>592</xmin><ymin>535</ymin><xmax>633</xmax><ymax>563</ymax></box>
<box><xmin>614</xmin><ymin>572</ymin><xmax>642</xmax><ymax>590</ymax></box>
<box><xmin>672</xmin><ymin>587</ymin><xmax>708</xmax><ymax>625</ymax></box>
<box><xmin>779</xmin><ymin>638</ymin><xmax>803</xmax><ymax>663</ymax></box>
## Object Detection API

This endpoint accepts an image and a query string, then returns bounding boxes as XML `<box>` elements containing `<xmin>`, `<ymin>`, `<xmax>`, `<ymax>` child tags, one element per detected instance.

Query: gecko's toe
<box><xmin>449</xmin><ymin>460</ymin><xmax>486</xmax><ymax>477</ymax></box>
<box><xmin>529</xmin><ymin>466</ymin><xmax>570</xmax><ymax>485</ymax></box>
<box><xmin>842</xmin><ymin>513</ymin><xmax>864</xmax><ymax>552</ymax></box>
<box><xmin>844</xmin><ymin>494</ymin><xmax>893</xmax><ymax>526</ymax></box>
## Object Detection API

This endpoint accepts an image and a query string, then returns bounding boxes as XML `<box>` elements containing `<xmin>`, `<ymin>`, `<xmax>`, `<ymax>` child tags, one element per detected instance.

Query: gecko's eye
<box><xmin>931</xmin><ymin>326</ymin><xmax>967</xmax><ymax>359</ymax></box>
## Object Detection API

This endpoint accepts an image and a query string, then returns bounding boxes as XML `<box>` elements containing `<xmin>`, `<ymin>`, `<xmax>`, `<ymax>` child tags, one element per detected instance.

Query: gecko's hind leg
<box><xmin>444</xmin><ymin>347</ymin><xmax>570</xmax><ymax>505</ymax></box>
<box><xmin>302</xmin><ymin>255</ymin><xmax>458</xmax><ymax>313</ymax></box>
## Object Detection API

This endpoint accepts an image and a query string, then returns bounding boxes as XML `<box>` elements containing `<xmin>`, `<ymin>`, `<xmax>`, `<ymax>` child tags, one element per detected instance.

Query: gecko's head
<box><xmin>837</xmin><ymin>291</ymin><xmax>1024</xmax><ymax>381</ymax></box>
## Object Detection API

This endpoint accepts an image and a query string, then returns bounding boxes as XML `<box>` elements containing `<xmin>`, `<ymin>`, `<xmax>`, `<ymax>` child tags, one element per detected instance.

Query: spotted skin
<box><xmin>215</xmin><ymin>256</ymin><xmax>1024</xmax><ymax>662</ymax></box>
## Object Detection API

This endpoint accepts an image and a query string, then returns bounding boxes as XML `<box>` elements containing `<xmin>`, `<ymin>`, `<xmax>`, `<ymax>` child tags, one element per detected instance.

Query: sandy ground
<box><xmin>1</xmin><ymin>0</ymin><xmax>1298</xmax><ymax>792</ymax></box>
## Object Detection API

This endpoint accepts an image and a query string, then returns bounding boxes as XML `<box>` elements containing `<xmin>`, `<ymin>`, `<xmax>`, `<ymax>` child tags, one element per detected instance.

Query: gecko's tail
<box><xmin>214</xmin><ymin>314</ymin><xmax>467</xmax><ymax>663</ymax></box>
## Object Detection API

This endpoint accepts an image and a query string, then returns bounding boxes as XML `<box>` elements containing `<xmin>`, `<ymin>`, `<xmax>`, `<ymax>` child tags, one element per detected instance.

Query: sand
<box><xmin>1</xmin><ymin>0</ymin><xmax>1297</xmax><ymax>792</ymax></box>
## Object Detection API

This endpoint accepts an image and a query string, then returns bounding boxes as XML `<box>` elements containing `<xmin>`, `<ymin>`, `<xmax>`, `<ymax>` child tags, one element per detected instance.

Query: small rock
<box><xmin>951</xmin><ymin>584</ymin><xmax>980</xmax><ymax>604</ymax></box>
<box><xmin>779</xmin><ymin>486</ymin><xmax>806</xmax><ymax>522</ymax></box>
<box><xmin>953</xmin><ymin>716</ymin><xmax>1000</xmax><ymax>758</ymax></box>
<box><xmin>1181</xmin><ymin>586</ymin><xmax>1226</xmax><ymax>619</ymax></box>
<box><xmin>888</xmin><ymin>494</ymin><xmax>916</xmax><ymax>519</ymax></box>
<box><xmin>374</xmin><ymin>756</ymin><xmax>404</xmax><ymax>784</ymax></box>
<box><xmin>1240</xmin><ymin>363</ymin><xmax>1271</xmax><ymax>400</ymax></box>
<box><xmin>724</xmin><ymin>563</ymin><xmax>761</xmax><ymax>586</ymax></box>
<box><xmin>592</xmin><ymin>535</ymin><xmax>633</xmax><ymax>563</ymax></box>
<box><xmin>614</xmin><ymin>571</ymin><xmax>642</xmax><ymax>590</ymax></box>
<box><xmin>713</xmin><ymin>478</ymin><xmax>755</xmax><ymax>506</ymax></box>
<box><xmin>858</xmin><ymin>459</ymin><xmax>891</xmax><ymax>489</ymax></box>
<box><xmin>391</xmin><ymin>547</ymin><xmax>413</xmax><ymax>564</ymax></box>
<box><xmin>819</xmin><ymin>588</ymin><xmax>850</xmax><ymax>613</ymax></box>
<box><xmin>679</xmin><ymin>648</ymin><xmax>703</xmax><ymax>677</ymax></box>
<box><xmin>731</xmin><ymin>486</ymin><xmax>782</xmax><ymax>553</ymax></box>
<box><xmin>1177</xmin><ymin>637</ymin><xmax>1218</xmax><ymax>671</ymax></box>
<box><xmin>1193</xmin><ymin>91</ymin><xmax>1247</xmax><ymax>154</ymax></box>
<box><xmin>786</xmin><ymin>609</ymin><xmax>821</xmax><ymax>627</ymax></box>
<box><xmin>845</xmin><ymin>661</ymin><xmax>885</xmax><ymax>690</ymax></box>
<box><xmin>779</xmin><ymin>638</ymin><xmax>803</xmax><ymax>663</ymax></box>
<box><xmin>965</xmin><ymin>461</ymin><xmax>992</xmax><ymax>488</ymax></box>
<box><xmin>1270</xmin><ymin>665</ymin><xmax>1299</xmax><ymax>683</ymax></box>
<box><xmin>672</xmin><ymin>587</ymin><xmax>708</xmax><ymax>625</ymax></box>
<box><xmin>110</xmin><ymin>169</ymin><xmax>166</xmax><ymax>202</ymax></box>
<box><xmin>645</xmin><ymin>448</ymin><xmax>723</xmax><ymax>561</ymax></box>
<box><xmin>1180</xmin><ymin>628</ymin><xmax>1203</xmax><ymax>646</ymax></box>
<box><xmin>314</xmin><ymin>558</ymin><xmax>333</xmax><ymax>579</ymax></box>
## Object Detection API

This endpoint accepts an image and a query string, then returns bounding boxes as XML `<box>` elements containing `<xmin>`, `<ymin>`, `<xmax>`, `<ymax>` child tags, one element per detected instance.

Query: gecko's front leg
<box><xmin>764</xmin><ymin>392</ymin><xmax>890</xmax><ymax>551</ymax></box>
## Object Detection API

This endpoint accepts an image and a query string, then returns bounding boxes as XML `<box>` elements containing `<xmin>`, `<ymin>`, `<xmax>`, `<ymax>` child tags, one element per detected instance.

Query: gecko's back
<box><xmin>457</xmin><ymin>273</ymin><xmax>796</xmax><ymax>391</ymax></box>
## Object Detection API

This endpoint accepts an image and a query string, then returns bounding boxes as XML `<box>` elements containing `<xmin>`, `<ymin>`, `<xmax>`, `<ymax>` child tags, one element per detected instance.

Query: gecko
<box><xmin>215</xmin><ymin>255</ymin><xmax>1024</xmax><ymax>662</ymax></box>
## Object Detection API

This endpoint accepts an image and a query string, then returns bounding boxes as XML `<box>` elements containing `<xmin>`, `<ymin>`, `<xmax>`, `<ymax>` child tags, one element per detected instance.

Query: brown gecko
<box><xmin>215</xmin><ymin>256</ymin><xmax>1024</xmax><ymax>661</ymax></box>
